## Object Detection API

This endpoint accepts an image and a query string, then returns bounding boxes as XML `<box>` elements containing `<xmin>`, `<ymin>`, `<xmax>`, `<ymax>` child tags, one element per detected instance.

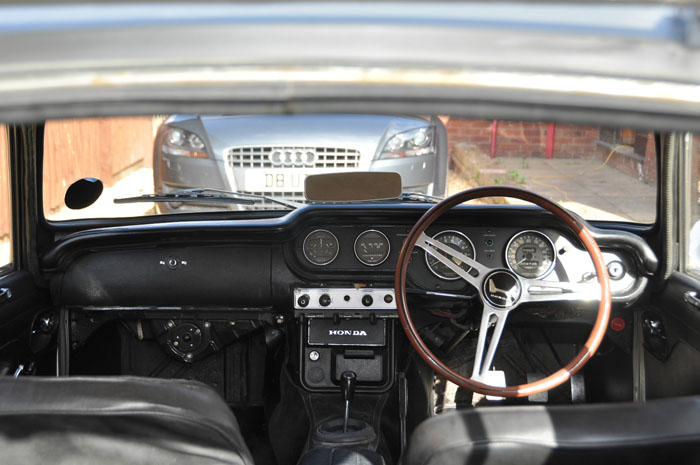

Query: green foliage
<box><xmin>504</xmin><ymin>169</ymin><xmax>527</xmax><ymax>185</ymax></box>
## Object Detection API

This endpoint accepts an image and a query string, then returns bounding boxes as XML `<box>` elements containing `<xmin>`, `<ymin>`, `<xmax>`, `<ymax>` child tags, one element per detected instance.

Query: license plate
<box><xmin>243</xmin><ymin>169</ymin><xmax>338</xmax><ymax>192</ymax></box>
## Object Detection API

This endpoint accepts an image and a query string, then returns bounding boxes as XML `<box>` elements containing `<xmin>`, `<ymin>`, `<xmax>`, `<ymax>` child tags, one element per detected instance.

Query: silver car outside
<box><xmin>153</xmin><ymin>114</ymin><xmax>448</xmax><ymax>210</ymax></box>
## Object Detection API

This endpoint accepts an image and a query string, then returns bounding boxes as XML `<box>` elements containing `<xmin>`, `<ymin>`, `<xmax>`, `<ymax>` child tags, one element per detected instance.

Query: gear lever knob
<box><xmin>341</xmin><ymin>371</ymin><xmax>357</xmax><ymax>403</ymax></box>
<box><xmin>341</xmin><ymin>371</ymin><xmax>357</xmax><ymax>433</ymax></box>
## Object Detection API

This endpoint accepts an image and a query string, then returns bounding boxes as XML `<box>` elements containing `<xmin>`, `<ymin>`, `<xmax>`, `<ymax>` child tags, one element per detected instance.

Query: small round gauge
<box><xmin>424</xmin><ymin>230</ymin><xmax>476</xmax><ymax>280</ymax></box>
<box><xmin>506</xmin><ymin>230</ymin><xmax>556</xmax><ymax>279</ymax></box>
<box><xmin>354</xmin><ymin>230</ymin><xmax>390</xmax><ymax>266</ymax></box>
<box><xmin>303</xmin><ymin>229</ymin><xmax>339</xmax><ymax>265</ymax></box>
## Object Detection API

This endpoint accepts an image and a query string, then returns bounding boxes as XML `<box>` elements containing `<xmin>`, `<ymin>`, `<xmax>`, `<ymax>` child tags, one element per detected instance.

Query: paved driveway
<box><xmin>448</xmin><ymin>146</ymin><xmax>656</xmax><ymax>223</ymax></box>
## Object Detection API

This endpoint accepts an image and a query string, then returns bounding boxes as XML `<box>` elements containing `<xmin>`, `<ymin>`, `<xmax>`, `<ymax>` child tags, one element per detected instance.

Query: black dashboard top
<box><xmin>42</xmin><ymin>203</ymin><xmax>657</xmax><ymax>309</ymax></box>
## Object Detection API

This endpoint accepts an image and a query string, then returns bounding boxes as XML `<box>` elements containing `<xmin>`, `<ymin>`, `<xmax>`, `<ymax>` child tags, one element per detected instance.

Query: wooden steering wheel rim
<box><xmin>394</xmin><ymin>186</ymin><xmax>612</xmax><ymax>398</ymax></box>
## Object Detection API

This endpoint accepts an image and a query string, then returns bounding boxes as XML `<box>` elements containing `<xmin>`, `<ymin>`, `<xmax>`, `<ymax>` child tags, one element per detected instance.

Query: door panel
<box><xmin>0</xmin><ymin>271</ymin><xmax>51</xmax><ymax>374</ymax></box>
<box><xmin>0</xmin><ymin>271</ymin><xmax>49</xmax><ymax>337</ymax></box>
<box><xmin>0</xmin><ymin>125</ymin><xmax>52</xmax><ymax>373</ymax></box>
<box><xmin>644</xmin><ymin>133</ymin><xmax>700</xmax><ymax>398</ymax></box>
<box><xmin>646</xmin><ymin>273</ymin><xmax>700</xmax><ymax>398</ymax></box>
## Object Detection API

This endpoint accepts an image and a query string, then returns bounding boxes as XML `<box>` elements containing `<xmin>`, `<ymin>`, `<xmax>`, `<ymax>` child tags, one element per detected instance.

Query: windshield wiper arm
<box><xmin>114</xmin><ymin>188</ymin><xmax>301</xmax><ymax>209</ymax></box>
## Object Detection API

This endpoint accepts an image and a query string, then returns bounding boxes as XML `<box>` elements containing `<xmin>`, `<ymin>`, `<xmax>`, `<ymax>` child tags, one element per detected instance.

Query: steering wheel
<box><xmin>395</xmin><ymin>186</ymin><xmax>611</xmax><ymax>398</ymax></box>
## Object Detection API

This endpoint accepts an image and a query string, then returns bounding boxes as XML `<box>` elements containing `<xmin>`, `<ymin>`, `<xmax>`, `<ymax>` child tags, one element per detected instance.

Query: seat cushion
<box><xmin>0</xmin><ymin>376</ymin><xmax>254</xmax><ymax>465</ymax></box>
<box><xmin>298</xmin><ymin>447</ymin><xmax>386</xmax><ymax>465</ymax></box>
<box><xmin>403</xmin><ymin>396</ymin><xmax>700</xmax><ymax>465</ymax></box>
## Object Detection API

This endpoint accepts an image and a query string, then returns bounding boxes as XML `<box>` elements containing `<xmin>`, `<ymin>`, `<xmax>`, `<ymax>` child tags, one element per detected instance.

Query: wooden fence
<box><xmin>0</xmin><ymin>117</ymin><xmax>163</xmax><ymax>239</ymax></box>
<box><xmin>0</xmin><ymin>126</ymin><xmax>9</xmax><ymax>240</ymax></box>
<box><xmin>43</xmin><ymin>116</ymin><xmax>161</xmax><ymax>216</ymax></box>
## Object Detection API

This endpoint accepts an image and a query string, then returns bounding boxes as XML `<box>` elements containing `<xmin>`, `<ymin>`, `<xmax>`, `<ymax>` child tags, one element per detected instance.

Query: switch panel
<box><xmin>294</xmin><ymin>288</ymin><xmax>396</xmax><ymax>311</ymax></box>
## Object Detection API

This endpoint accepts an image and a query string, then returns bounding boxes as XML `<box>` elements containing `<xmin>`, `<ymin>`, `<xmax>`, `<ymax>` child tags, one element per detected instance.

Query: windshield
<box><xmin>42</xmin><ymin>114</ymin><xmax>657</xmax><ymax>223</ymax></box>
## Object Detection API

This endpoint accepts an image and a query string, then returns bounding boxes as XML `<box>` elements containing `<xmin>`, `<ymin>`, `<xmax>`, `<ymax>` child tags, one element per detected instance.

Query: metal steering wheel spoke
<box><xmin>521</xmin><ymin>279</ymin><xmax>602</xmax><ymax>304</ymax></box>
<box><xmin>471</xmin><ymin>306</ymin><xmax>510</xmax><ymax>382</ymax></box>
<box><xmin>395</xmin><ymin>186</ymin><xmax>612</xmax><ymax>398</ymax></box>
<box><xmin>416</xmin><ymin>231</ymin><xmax>488</xmax><ymax>288</ymax></box>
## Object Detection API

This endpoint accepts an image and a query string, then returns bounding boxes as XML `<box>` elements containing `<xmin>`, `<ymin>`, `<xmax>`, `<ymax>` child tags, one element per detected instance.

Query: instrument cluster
<box><xmin>422</xmin><ymin>229</ymin><xmax>557</xmax><ymax>280</ymax></box>
<box><xmin>303</xmin><ymin>228</ymin><xmax>391</xmax><ymax>267</ymax></box>
<box><xmin>300</xmin><ymin>226</ymin><xmax>559</xmax><ymax>280</ymax></box>
<box><xmin>295</xmin><ymin>222</ymin><xmax>640</xmax><ymax>302</ymax></box>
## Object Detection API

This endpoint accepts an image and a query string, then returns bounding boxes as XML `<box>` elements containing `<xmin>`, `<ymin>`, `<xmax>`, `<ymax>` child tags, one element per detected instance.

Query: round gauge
<box><xmin>303</xmin><ymin>229</ymin><xmax>339</xmax><ymax>266</ymax></box>
<box><xmin>424</xmin><ymin>230</ymin><xmax>476</xmax><ymax>280</ymax></box>
<box><xmin>354</xmin><ymin>230</ymin><xmax>390</xmax><ymax>266</ymax></box>
<box><xmin>505</xmin><ymin>230</ymin><xmax>556</xmax><ymax>279</ymax></box>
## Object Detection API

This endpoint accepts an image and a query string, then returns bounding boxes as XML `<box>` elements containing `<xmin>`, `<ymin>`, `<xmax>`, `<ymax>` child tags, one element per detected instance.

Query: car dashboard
<box><xmin>44</xmin><ymin>204</ymin><xmax>653</xmax><ymax>307</ymax></box>
<box><xmin>41</xmin><ymin>202</ymin><xmax>657</xmax><ymax>394</ymax></box>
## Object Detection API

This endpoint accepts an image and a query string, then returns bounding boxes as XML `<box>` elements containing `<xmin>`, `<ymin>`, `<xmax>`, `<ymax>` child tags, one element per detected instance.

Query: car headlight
<box><xmin>161</xmin><ymin>127</ymin><xmax>207</xmax><ymax>158</ymax></box>
<box><xmin>379</xmin><ymin>127</ymin><xmax>435</xmax><ymax>159</ymax></box>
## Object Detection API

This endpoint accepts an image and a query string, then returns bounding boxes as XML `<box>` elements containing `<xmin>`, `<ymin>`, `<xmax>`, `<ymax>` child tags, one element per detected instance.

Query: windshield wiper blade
<box><xmin>399</xmin><ymin>191</ymin><xmax>443</xmax><ymax>203</ymax></box>
<box><xmin>114</xmin><ymin>188</ymin><xmax>301</xmax><ymax>209</ymax></box>
<box><xmin>115</xmin><ymin>193</ymin><xmax>255</xmax><ymax>205</ymax></box>
<box><xmin>211</xmin><ymin>189</ymin><xmax>302</xmax><ymax>209</ymax></box>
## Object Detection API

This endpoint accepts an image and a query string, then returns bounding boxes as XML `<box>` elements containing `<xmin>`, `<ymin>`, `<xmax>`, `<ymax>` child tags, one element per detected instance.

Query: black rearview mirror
<box><xmin>304</xmin><ymin>172</ymin><xmax>402</xmax><ymax>202</ymax></box>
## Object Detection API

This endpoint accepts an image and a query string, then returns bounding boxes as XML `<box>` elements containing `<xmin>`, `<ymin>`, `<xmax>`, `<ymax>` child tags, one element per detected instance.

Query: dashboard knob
<box><xmin>607</xmin><ymin>261</ymin><xmax>625</xmax><ymax>280</ymax></box>
<box><xmin>319</xmin><ymin>294</ymin><xmax>331</xmax><ymax>307</ymax></box>
<box><xmin>297</xmin><ymin>294</ymin><xmax>310</xmax><ymax>307</ymax></box>
<box><xmin>361</xmin><ymin>295</ymin><xmax>373</xmax><ymax>307</ymax></box>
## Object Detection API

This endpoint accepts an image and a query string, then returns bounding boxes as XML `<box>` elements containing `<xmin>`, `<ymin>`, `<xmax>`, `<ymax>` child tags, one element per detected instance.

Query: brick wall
<box><xmin>551</xmin><ymin>124</ymin><xmax>600</xmax><ymax>159</ymax></box>
<box><xmin>446</xmin><ymin>118</ymin><xmax>598</xmax><ymax>159</ymax></box>
<box><xmin>444</xmin><ymin>117</ymin><xmax>656</xmax><ymax>182</ymax></box>
<box><xmin>594</xmin><ymin>132</ymin><xmax>657</xmax><ymax>183</ymax></box>
<box><xmin>445</xmin><ymin>118</ymin><xmax>493</xmax><ymax>158</ymax></box>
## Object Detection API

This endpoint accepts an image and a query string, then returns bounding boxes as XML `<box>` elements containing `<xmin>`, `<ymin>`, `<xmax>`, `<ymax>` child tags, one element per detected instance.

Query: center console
<box><xmin>294</xmin><ymin>287</ymin><xmax>398</xmax><ymax>461</ymax></box>
<box><xmin>294</xmin><ymin>287</ymin><xmax>397</xmax><ymax>392</ymax></box>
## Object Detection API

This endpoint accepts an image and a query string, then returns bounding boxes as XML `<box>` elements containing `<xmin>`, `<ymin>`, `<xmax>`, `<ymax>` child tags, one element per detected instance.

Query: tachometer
<box><xmin>303</xmin><ymin>229</ymin><xmax>339</xmax><ymax>265</ymax></box>
<box><xmin>424</xmin><ymin>230</ymin><xmax>475</xmax><ymax>280</ymax></box>
<box><xmin>354</xmin><ymin>230</ymin><xmax>390</xmax><ymax>266</ymax></box>
<box><xmin>506</xmin><ymin>230</ymin><xmax>556</xmax><ymax>279</ymax></box>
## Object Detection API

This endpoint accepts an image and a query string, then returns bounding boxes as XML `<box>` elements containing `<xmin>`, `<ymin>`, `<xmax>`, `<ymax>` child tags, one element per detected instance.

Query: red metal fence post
<box><xmin>546</xmin><ymin>122</ymin><xmax>555</xmax><ymax>159</ymax></box>
<box><xmin>490</xmin><ymin>120</ymin><xmax>498</xmax><ymax>158</ymax></box>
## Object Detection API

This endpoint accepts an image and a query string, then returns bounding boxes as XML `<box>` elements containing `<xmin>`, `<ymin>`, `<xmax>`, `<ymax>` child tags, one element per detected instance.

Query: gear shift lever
<box><xmin>341</xmin><ymin>371</ymin><xmax>357</xmax><ymax>433</ymax></box>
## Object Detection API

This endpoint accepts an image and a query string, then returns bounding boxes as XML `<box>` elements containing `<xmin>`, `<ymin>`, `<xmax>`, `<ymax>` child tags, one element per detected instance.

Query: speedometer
<box><xmin>424</xmin><ymin>230</ymin><xmax>475</xmax><ymax>280</ymax></box>
<box><xmin>354</xmin><ymin>230</ymin><xmax>390</xmax><ymax>266</ymax></box>
<box><xmin>303</xmin><ymin>229</ymin><xmax>339</xmax><ymax>265</ymax></box>
<box><xmin>505</xmin><ymin>230</ymin><xmax>556</xmax><ymax>279</ymax></box>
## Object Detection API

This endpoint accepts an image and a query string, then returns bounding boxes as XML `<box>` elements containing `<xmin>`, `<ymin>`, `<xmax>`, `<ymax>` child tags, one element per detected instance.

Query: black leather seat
<box><xmin>0</xmin><ymin>376</ymin><xmax>254</xmax><ymax>465</ymax></box>
<box><xmin>403</xmin><ymin>396</ymin><xmax>700</xmax><ymax>465</ymax></box>
<box><xmin>298</xmin><ymin>447</ymin><xmax>386</xmax><ymax>465</ymax></box>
